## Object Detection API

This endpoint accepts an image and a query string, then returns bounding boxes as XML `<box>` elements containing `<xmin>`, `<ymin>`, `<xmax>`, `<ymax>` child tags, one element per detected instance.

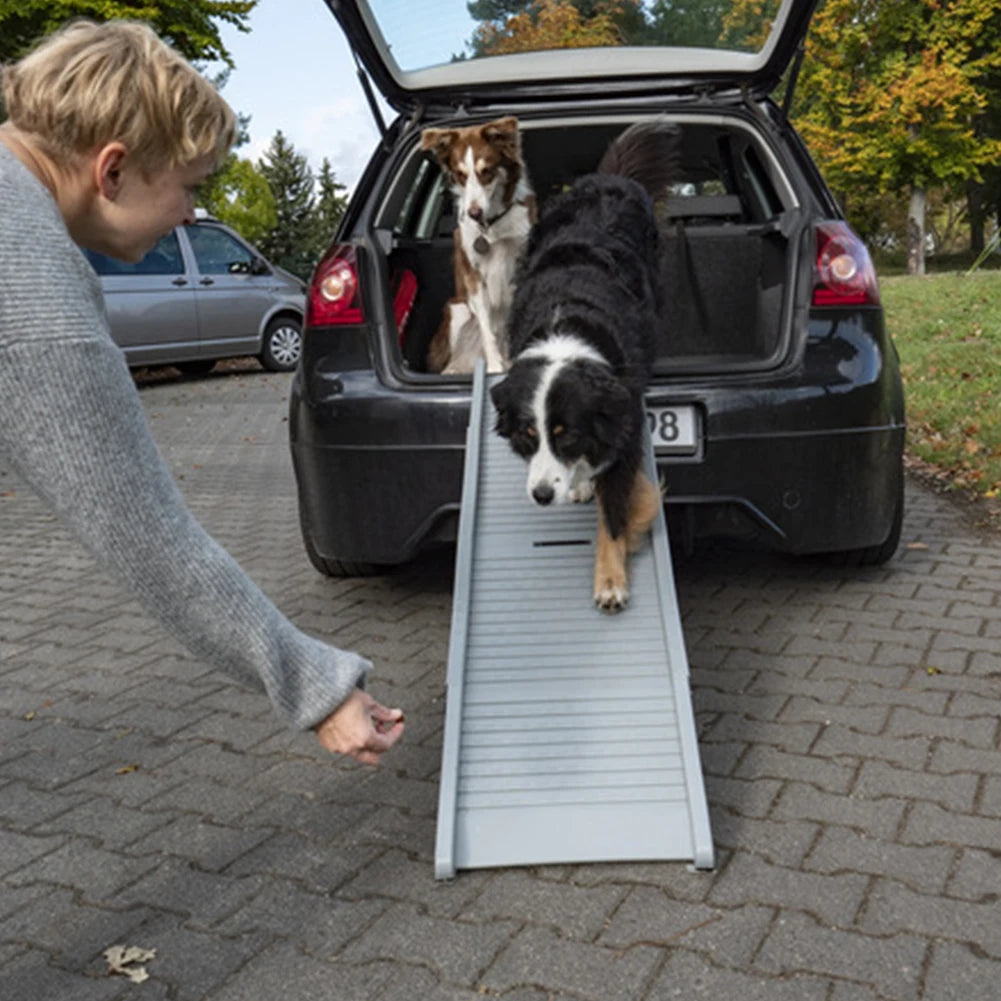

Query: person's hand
<box><xmin>314</xmin><ymin>689</ymin><xmax>404</xmax><ymax>765</ymax></box>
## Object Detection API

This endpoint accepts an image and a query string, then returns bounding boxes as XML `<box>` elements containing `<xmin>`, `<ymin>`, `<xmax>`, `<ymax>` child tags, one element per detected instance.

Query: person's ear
<box><xmin>94</xmin><ymin>142</ymin><xmax>129</xmax><ymax>200</ymax></box>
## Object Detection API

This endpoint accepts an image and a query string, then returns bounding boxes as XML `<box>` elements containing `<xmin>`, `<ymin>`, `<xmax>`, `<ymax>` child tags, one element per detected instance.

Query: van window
<box><xmin>187</xmin><ymin>225</ymin><xmax>255</xmax><ymax>275</ymax></box>
<box><xmin>84</xmin><ymin>231</ymin><xmax>185</xmax><ymax>276</ymax></box>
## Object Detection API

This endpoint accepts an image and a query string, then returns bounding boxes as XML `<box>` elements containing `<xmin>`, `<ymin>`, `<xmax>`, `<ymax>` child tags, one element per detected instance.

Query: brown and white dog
<box><xmin>421</xmin><ymin>116</ymin><xmax>536</xmax><ymax>374</ymax></box>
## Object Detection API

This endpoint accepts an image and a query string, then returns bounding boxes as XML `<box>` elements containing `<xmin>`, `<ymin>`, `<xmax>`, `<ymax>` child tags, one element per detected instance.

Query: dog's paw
<box><xmin>570</xmin><ymin>480</ymin><xmax>595</xmax><ymax>503</ymax></box>
<box><xmin>594</xmin><ymin>581</ymin><xmax>629</xmax><ymax>613</ymax></box>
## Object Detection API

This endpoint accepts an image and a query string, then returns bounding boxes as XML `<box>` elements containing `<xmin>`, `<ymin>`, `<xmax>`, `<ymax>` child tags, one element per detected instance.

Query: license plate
<box><xmin>646</xmin><ymin>405</ymin><xmax>699</xmax><ymax>455</ymax></box>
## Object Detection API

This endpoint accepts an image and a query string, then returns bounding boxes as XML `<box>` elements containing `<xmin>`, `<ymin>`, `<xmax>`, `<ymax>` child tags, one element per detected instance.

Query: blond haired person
<box><xmin>0</xmin><ymin>20</ymin><xmax>404</xmax><ymax>764</ymax></box>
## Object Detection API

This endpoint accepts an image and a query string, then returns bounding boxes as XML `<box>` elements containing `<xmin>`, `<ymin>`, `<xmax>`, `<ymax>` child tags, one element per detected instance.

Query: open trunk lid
<box><xmin>324</xmin><ymin>0</ymin><xmax>820</xmax><ymax>116</ymax></box>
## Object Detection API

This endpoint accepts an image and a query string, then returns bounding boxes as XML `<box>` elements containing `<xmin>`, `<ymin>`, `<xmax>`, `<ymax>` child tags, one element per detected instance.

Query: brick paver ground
<box><xmin>2</xmin><ymin>364</ymin><xmax>1000</xmax><ymax>1000</ymax></box>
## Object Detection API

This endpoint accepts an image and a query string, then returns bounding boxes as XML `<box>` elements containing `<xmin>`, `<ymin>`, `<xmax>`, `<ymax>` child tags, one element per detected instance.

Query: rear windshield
<box><xmin>383</xmin><ymin>117</ymin><xmax>793</xmax><ymax>239</ymax></box>
<box><xmin>364</xmin><ymin>0</ymin><xmax>781</xmax><ymax>73</ymax></box>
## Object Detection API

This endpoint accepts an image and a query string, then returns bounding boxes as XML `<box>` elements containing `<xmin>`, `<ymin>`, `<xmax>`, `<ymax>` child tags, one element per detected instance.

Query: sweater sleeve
<box><xmin>0</xmin><ymin>155</ymin><xmax>369</xmax><ymax>731</ymax></box>
<box><xmin>0</xmin><ymin>333</ymin><xmax>371</xmax><ymax>729</ymax></box>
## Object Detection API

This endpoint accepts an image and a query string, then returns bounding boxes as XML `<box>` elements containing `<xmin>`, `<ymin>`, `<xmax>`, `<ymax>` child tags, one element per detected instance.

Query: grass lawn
<box><xmin>881</xmin><ymin>270</ymin><xmax>1001</xmax><ymax>498</ymax></box>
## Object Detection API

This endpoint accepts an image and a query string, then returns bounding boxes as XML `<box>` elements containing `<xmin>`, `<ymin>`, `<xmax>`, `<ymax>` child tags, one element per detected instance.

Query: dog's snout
<box><xmin>468</xmin><ymin>203</ymin><xmax>484</xmax><ymax>223</ymax></box>
<box><xmin>532</xmin><ymin>483</ymin><xmax>555</xmax><ymax>506</ymax></box>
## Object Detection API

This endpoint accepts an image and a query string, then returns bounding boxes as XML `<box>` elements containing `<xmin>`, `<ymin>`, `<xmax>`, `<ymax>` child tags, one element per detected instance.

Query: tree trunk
<box><xmin>968</xmin><ymin>179</ymin><xmax>985</xmax><ymax>256</ymax></box>
<box><xmin>907</xmin><ymin>185</ymin><xmax>926</xmax><ymax>276</ymax></box>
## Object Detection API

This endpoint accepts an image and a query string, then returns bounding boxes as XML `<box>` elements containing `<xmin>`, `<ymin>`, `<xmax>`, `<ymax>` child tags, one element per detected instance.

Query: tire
<box><xmin>174</xmin><ymin>359</ymin><xmax>216</xmax><ymax>376</ymax></box>
<box><xmin>260</xmin><ymin>315</ymin><xmax>302</xmax><ymax>372</ymax></box>
<box><xmin>822</xmin><ymin>472</ymin><xmax>904</xmax><ymax>567</ymax></box>
<box><xmin>298</xmin><ymin>499</ymin><xmax>385</xmax><ymax>578</ymax></box>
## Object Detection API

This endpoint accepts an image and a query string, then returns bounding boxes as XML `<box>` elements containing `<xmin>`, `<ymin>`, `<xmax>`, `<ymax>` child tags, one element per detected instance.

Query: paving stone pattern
<box><xmin>2</xmin><ymin>365</ymin><xmax>1000</xmax><ymax>1000</ymax></box>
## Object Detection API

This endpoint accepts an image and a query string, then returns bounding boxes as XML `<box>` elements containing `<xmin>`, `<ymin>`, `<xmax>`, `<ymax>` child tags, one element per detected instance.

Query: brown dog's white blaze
<box><xmin>593</xmin><ymin>469</ymin><xmax>661</xmax><ymax>612</ymax></box>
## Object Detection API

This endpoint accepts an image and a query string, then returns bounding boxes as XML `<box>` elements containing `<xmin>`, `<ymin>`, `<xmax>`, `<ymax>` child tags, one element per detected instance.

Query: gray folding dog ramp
<box><xmin>435</xmin><ymin>361</ymin><xmax>714</xmax><ymax>879</ymax></box>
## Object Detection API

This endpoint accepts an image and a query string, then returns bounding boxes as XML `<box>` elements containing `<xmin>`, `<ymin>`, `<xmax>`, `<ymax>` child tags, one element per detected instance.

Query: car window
<box><xmin>362</xmin><ymin>0</ymin><xmax>783</xmax><ymax>72</ymax></box>
<box><xmin>84</xmin><ymin>231</ymin><xmax>185</xmax><ymax>276</ymax></box>
<box><xmin>413</xmin><ymin>174</ymin><xmax>452</xmax><ymax>240</ymax></box>
<box><xmin>187</xmin><ymin>225</ymin><xmax>256</xmax><ymax>275</ymax></box>
<box><xmin>395</xmin><ymin>159</ymin><xmax>433</xmax><ymax>236</ymax></box>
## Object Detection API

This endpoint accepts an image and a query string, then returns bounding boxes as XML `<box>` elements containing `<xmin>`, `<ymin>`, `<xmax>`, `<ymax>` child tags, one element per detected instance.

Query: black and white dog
<box><xmin>490</xmin><ymin>121</ymin><xmax>677</xmax><ymax>612</ymax></box>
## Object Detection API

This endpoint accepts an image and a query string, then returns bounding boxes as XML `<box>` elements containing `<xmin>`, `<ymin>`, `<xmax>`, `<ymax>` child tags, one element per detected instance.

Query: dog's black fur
<box><xmin>491</xmin><ymin>121</ymin><xmax>677</xmax><ymax>542</ymax></box>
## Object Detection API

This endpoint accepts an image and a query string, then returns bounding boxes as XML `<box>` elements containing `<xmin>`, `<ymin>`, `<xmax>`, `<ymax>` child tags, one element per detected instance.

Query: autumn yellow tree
<box><xmin>718</xmin><ymin>0</ymin><xmax>781</xmax><ymax>50</ymax></box>
<box><xmin>473</xmin><ymin>0</ymin><xmax>633</xmax><ymax>55</ymax></box>
<box><xmin>790</xmin><ymin>0</ymin><xmax>1001</xmax><ymax>274</ymax></box>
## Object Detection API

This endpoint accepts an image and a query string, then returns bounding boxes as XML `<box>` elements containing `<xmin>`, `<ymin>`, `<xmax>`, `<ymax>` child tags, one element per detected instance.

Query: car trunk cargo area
<box><xmin>379</xmin><ymin>115</ymin><xmax>803</xmax><ymax>378</ymax></box>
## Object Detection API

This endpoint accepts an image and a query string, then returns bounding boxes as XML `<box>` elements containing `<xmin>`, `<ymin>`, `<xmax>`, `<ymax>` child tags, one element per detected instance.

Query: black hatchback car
<box><xmin>290</xmin><ymin>0</ymin><xmax>904</xmax><ymax>576</ymax></box>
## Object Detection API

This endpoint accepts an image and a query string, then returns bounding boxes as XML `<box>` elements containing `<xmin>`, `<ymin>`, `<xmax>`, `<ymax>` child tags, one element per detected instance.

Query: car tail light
<box><xmin>308</xmin><ymin>244</ymin><xmax>364</xmax><ymax>325</ymax></box>
<box><xmin>813</xmin><ymin>222</ymin><xmax>881</xmax><ymax>307</ymax></box>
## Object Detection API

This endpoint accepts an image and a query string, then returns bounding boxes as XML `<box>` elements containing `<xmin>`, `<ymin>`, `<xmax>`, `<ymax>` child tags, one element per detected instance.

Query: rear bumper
<box><xmin>661</xmin><ymin>425</ymin><xmax>905</xmax><ymax>554</ymax></box>
<box><xmin>290</xmin><ymin>369</ymin><xmax>470</xmax><ymax>565</ymax></box>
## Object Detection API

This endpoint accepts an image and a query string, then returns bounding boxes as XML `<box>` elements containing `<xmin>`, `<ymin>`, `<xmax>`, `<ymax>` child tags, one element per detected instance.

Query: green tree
<box><xmin>200</xmin><ymin>154</ymin><xmax>276</xmax><ymax>246</ymax></box>
<box><xmin>312</xmin><ymin>158</ymin><xmax>348</xmax><ymax>239</ymax></box>
<box><xmin>0</xmin><ymin>0</ymin><xmax>256</xmax><ymax>64</ymax></box>
<box><xmin>790</xmin><ymin>0</ymin><xmax>1001</xmax><ymax>274</ymax></box>
<box><xmin>258</xmin><ymin>129</ymin><xmax>316</xmax><ymax>280</ymax></box>
<box><xmin>467</xmin><ymin>0</ymin><xmax>531</xmax><ymax>22</ymax></box>
<box><xmin>646</xmin><ymin>0</ymin><xmax>744</xmax><ymax>48</ymax></box>
<box><xmin>960</xmin><ymin>7</ymin><xmax>1001</xmax><ymax>253</ymax></box>
<box><xmin>292</xmin><ymin>158</ymin><xmax>350</xmax><ymax>277</ymax></box>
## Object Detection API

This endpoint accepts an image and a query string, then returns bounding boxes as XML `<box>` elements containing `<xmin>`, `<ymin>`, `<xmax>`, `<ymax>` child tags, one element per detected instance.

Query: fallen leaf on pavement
<box><xmin>104</xmin><ymin>945</ymin><xmax>156</xmax><ymax>983</ymax></box>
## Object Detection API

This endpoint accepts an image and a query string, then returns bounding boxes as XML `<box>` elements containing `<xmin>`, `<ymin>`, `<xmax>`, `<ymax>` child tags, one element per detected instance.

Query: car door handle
<box><xmin>199</xmin><ymin>277</ymin><xmax>215</xmax><ymax>286</ymax></box>
<box><xmin>171</xmin><ymin>276</ymin><xmax>188</xmax><ymax>286</ymax></box>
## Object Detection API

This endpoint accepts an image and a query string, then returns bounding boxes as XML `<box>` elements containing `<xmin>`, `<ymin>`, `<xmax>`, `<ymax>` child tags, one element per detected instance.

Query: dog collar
<box><xmin>484</xmin><ymin>201</ymin><xmax>516</xmax><ymax>228</ymax></box>
<box><xmin>472</xmin><ymin>199</ymin><xmax>523</xmax><ymax>255</ymax></box>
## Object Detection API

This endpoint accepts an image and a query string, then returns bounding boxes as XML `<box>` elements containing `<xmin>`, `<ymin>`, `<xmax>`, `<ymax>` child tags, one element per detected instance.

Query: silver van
<box><xmin>85</xmin><ymin>216</ymin><xmax>306</xmax><ymax>374</ymax></box>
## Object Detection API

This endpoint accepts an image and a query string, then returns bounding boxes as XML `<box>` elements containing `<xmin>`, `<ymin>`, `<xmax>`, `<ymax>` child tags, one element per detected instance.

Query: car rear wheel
<box><xmin>260</xmin><ymin>316</ymin><xmax>302</xmax><ymax>372</ymax></box>
<box><xmin>298</xmin><ymin>499</ymin><xmax>386</xmax><ymax>578</ymax></box>
<box><xmin>822</xmin><ymin>471</ymin><xmax>904</xmax><ymax>567</ymax></box>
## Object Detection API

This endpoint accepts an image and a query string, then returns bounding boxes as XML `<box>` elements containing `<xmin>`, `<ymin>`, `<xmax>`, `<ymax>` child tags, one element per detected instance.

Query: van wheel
<box><xmin>260</xmin><ymin>316</ymin><xmax>302</xmax><ymax>371</ymax></box>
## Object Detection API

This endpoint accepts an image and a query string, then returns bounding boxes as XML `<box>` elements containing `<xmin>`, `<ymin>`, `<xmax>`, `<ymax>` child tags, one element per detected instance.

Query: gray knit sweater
<box><xmin>0</xmin><ymin>142</ymin><xmax>369</xmax><ymax>730</ymax></box>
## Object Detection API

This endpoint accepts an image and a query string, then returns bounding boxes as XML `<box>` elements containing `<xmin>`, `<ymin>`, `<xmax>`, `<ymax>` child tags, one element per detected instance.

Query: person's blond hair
<box><xmin>1</xmin><ymin>19</ymin><xmax>236</xmax><ymax>172</ymax></box>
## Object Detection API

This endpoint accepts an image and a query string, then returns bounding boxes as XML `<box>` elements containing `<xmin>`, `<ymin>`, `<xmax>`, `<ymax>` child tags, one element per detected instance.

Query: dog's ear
<box><xmin>421</xmin><ymin>128</ymin><xmax>458</xmax><ymax>167</ymax></box>
<box><xmin>481</xmin><ymin>116</ymin><xmax>520</xmax><ymax>160</ymax></box>
<box><xmin>581</xmin><ymin>367</ymin><xmax>633</xmax><ymax>450</ymax></box>
<box><xmin>490</xmin><ymin>377</ymin><xmax>516</xmax><ymax>438</ymax></box>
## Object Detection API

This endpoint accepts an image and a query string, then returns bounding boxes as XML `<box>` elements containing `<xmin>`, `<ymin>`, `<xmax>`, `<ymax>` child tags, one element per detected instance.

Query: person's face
<box><xmin>90</xmin><ymin>148</ymin><xmax>215</xmax><ymax>262</ymax></box>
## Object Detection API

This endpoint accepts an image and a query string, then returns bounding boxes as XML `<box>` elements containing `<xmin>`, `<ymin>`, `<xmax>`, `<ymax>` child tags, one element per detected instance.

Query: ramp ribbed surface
<box><xmin>435</xmin><ymin>363</ymin><xmax>713</xmax><ymax>878</ymax></box>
